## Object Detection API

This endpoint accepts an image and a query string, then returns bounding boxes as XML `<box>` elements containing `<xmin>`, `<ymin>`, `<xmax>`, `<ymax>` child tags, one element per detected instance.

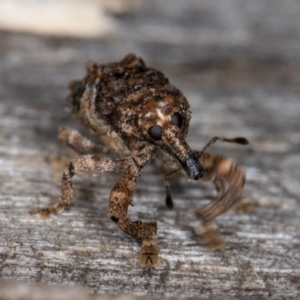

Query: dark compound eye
<box><xmin>171</xmin><ymin>112</ymin><xmax>183</xmax><ymax>128</ymax></box>
<box><xmin>148</xmin><ymin>125</ymin><xmax>162</xmax><ymax>140</ymax></box>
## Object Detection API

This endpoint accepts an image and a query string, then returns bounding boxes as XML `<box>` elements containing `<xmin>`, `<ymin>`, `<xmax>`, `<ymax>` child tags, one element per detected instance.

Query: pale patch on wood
<box><xmin>0</xmin><ymin>0</ymin><xmax>139</xmax><ymax>37</ymax></box>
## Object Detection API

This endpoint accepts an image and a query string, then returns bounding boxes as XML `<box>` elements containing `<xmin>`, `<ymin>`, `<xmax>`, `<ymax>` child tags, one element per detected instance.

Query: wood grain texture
<box><xmin>0</xmin><ymin>0</ymin><xmax>300</xmax><ymax>299</ymax></box>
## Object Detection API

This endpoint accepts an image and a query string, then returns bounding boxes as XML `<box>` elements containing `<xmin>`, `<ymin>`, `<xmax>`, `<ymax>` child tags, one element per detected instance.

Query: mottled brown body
<box><xmin>32</xmin><ymin>53</ymin><xmax>248</xmax><ymax>267</ymax></box>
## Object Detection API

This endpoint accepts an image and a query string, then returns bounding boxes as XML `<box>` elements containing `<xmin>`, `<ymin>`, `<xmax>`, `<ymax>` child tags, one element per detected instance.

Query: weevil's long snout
<box><xmin>182</xmin><ymin>154</ymin><xmax>203</xmax><ymax>180</ymax></box>
<box><xmin>163</xmin><ymin>131</ymin><xmax>203</xmax><ymax>180</ymax></box>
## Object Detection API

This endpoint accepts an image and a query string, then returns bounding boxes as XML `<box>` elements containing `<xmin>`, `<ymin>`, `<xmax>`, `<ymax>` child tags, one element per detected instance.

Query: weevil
<box><xmin>32</xmin><ymin>53</ymin><xmax>248</xmax><ymax>267</ymax></box>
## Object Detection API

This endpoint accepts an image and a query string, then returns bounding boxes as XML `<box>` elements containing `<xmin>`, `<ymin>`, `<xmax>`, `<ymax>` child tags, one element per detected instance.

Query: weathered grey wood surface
<box><xmin>0</xmin><ymin>0</ymin><xmax>300</xmax><ymax>299</ymax></box>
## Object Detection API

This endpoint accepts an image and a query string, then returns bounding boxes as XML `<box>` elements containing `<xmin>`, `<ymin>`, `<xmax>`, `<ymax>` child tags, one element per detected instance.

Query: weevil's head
<box><xmin>138</xmin><ymin>92</ymin><xmax>203</xmax><ymax>180</ymax></box>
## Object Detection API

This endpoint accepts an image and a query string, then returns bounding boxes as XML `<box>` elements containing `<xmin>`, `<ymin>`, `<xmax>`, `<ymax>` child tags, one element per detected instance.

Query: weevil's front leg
<box><xmin>193</xmin><ymin>135</ymin><xmax>247</xmax><ymax>220</ymax></box>
<box><xmin>108</xmin><ymin>160</ymin><xmax>160</xmax><ymax>268</ymax></box>
<box><xmin>214</xmin><ymin>177</ymin><xmax>225</xmax><ymax>198</ymax></box>
<box><xmin>195</xmin><ymin>152</ymin><xmax>246</xmax><ymax>222</ymax></box>
<box><xmin>58</xmin><ymin>126</ymin><xmax>111</xmax><ymax>155</ymax></box>
<box><xmin>195</xmin><ymin>152</ymin><xmax>246</xmax><ymax>248</ymax></box>
<box><xmin>31</xmin><ymin>155</ymin><xmax>129</xmax><ymax>218</ymax></box>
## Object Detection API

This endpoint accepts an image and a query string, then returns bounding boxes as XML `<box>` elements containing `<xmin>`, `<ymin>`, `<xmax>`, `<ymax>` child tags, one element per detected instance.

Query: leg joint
<box><xmin>110</xmin><ymin>216</ymin><xmax>119</xmax><ymax>223</ymax></box>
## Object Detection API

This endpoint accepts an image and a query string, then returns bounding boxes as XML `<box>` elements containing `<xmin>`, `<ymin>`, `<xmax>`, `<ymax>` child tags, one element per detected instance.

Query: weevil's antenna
<box><xmin>164</xmin><ymin>168</ymin><xmax>182</xmax><ymax>210</ymax></box>
<box><xmin>197</xmin><ymin>136</ymin><xmax>249</xmax><ymax>158</ymax></box>
<box><xmin>165</xmin><ymin>180</ymin><xmax>173</xmax><ymax>210</ymax></box>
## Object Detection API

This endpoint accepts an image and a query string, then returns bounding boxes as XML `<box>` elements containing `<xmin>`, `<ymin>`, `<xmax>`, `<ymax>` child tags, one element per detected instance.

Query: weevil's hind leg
<box><xmin>58</xmin><ymin>126</ymin><xmax>111</xmax><ymax>155</ymax></box>
<box><xmin>31</xmin><ymin>155</ymin><xmax>129</xmax><ymax>218</ymax></box>
<box><xmin>195</xmin><ymin>152</ymin><xmax>246</xmax><ymax>249</ymax></box>
<box><xmin>108</xmin><ymin>161</ymin><xmax>160</xmax><ymax>268</ymax></box>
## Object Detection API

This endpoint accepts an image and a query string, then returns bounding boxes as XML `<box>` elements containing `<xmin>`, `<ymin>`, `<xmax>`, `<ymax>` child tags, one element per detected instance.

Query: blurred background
<box><xmin>1</xmin><ymin>0</ymin><xmax>299</xmax><ymax>137</ymax></box>
<box><xmin>1</xmin><ymin>0</ymin><xmax>299</xmax><ymax>181</ymax></box>
<box><xmin>0</xmin><ymin>0</ymin><xmax>300</xmax><ymax>299</ymax></box>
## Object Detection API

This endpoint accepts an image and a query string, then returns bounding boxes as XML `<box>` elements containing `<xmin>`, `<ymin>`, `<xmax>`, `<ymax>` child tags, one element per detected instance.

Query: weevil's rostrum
<box><xmin>33</xmin><ymin>53</ymin><xmax>248</xmax><ymax>267</ymax></box>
